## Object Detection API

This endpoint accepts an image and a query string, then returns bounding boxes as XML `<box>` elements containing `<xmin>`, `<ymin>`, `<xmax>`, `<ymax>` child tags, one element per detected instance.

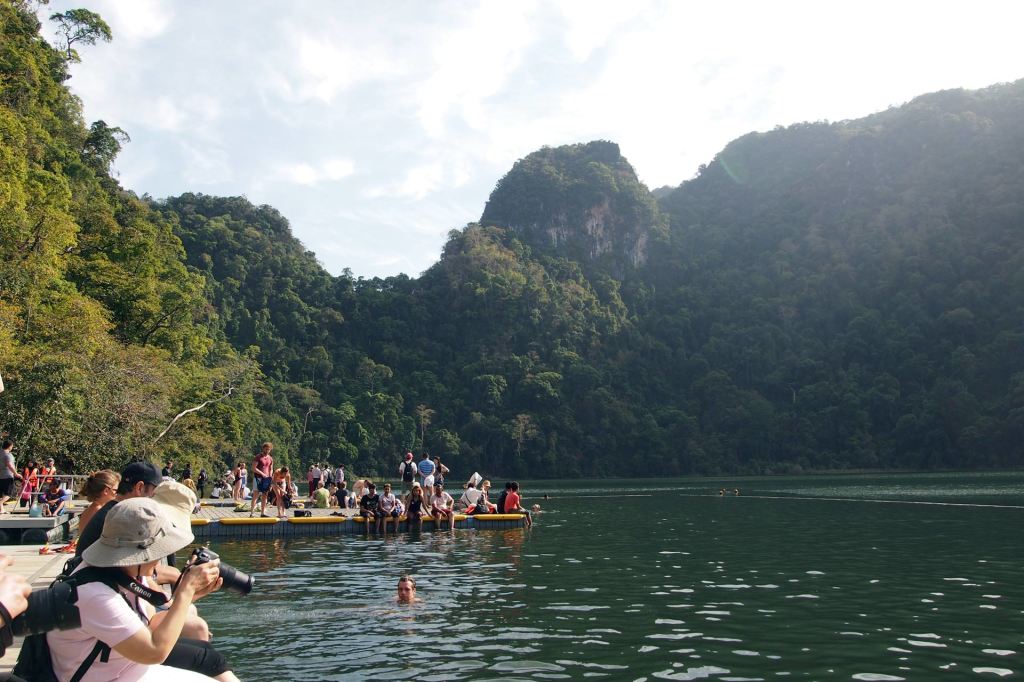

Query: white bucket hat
<box><xmin>153</xmin><ymin>480</ymin><xmax>198</xmax><ymax>527</ymax></box>
<box><xmin>82</xmin><ymin>497</ymin><xmax>194</xmax><ymax>567</ymax></box>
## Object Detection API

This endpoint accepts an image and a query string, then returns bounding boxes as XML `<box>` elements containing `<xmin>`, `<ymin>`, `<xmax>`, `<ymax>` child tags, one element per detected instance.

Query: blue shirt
<box><xmin>417</xmin><ymin>459</ymin><xmax>435</xmax><ymax>477</ymax></box>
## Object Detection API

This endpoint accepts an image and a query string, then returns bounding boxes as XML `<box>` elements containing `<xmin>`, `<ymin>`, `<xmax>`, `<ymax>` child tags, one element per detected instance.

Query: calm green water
<box><xmin>193</xmin><ymin>473</ymin><xmax>1023</xmax><ymax>680</ymax></box>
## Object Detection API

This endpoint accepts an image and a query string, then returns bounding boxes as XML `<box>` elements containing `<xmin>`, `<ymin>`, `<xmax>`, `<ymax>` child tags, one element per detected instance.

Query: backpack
<box><xmin>13</xmin><ymin>565</ymin><xmax>167</xmax><ymax>682</ymax></box>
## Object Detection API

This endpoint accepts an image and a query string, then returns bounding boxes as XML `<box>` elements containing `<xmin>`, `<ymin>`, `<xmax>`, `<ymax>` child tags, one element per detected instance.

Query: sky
<box><xmin>45</xmin><ymin>0</ymin><xmax>1024</xmax><ymax>279</ymax></box>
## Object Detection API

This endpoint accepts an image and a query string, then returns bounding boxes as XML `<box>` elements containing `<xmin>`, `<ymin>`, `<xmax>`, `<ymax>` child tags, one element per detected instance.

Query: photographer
<box><xmin>0</xmin><ymin>554</ymin><xmax>32</xmax><ymax>656</ymax></box>
<box><xmin>49</xmin><ymin>497</ymin><xmax>229</xmax><ymax>681</ymax></box>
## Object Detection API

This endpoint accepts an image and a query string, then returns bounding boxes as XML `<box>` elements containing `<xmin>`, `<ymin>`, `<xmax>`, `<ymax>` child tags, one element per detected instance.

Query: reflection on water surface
<box><xmin>194</xmin><ymin>473</ymin><xmax>1023</xmax><ymax>680</ymax></box>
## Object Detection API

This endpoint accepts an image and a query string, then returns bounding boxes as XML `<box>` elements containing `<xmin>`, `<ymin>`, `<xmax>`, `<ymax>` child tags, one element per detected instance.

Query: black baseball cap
<box><xmin>121</xmin><ymin>461</ymin><xmax>161</xmax><ymax>487</ymax></box>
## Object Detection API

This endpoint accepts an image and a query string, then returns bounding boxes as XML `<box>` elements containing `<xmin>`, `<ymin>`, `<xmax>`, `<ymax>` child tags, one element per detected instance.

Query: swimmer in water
<box><xmin>531</xmin><ymin>504</ymin><xmax>541</xmax><ymax>512</ymax></box>
<box><xmin>733</xmin><ymin>488</ymin><xmax>740</xmax><ymax>496</ymax></box>
<box><xmin>397</xmin><ymin>574</ymin><xmax>421</xmax><ymax>604</ymax></box>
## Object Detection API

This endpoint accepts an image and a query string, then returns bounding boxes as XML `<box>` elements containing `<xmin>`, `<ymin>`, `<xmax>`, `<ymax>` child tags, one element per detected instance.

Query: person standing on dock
<box><xmin>197</xmin><ymin>468</ymin><xmax>208</xmax><ymax>499</ymax></box>
<box><xmin>311</xmin><ymin>463</ymin><xmax>323</xmax><ymax>497</ymax></box>
<box><xmin>0</xmin><ymin>440</ymin><xmax>23</xmax><ymax>514</ymax></box>
<box><xmin>417</xmin><ymin>452</ymin><xmax>435</xmax><ymax>490</ymax></box>
<box><xmin>335</xmin><ymin>463</ymin><xmax>346</xmax><ymax>491</ymax></box>
<box><xmin>399</xmin><ymin>452</ymin><xmax>417</xmax><ymax>495</ymax></box>
<box><xmin>251</xmin><ymin>442</ymin><xmax>274</xmax><ymax>517</ymax></box>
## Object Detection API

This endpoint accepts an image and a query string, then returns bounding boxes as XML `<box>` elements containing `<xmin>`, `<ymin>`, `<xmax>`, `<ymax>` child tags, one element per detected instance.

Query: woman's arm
<box><xmin>113</xmin><ymin>561</ymin><xmax>221</xmax><ymax>664</ymax></box>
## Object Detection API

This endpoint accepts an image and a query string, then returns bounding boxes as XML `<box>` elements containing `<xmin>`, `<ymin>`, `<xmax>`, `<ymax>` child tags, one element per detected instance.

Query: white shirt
<box><xmin>48</xmin><ymin>570</ymin><xmax>149</xmax><ymax>682</ymax></box>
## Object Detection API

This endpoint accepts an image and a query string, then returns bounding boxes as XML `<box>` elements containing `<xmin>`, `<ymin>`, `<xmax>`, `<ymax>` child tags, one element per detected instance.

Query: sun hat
<box><xmin>153</xmin><ymin>480</ymin><xmax>198</xmax><ymax>526</ymax></box>
<box><xmin>82</xmin><ymin>497</ymin><xmax>194</xmax><ymax>567</ymax></box>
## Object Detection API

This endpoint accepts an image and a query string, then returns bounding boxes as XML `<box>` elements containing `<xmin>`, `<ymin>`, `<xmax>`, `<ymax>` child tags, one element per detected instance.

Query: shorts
<box><xmin>382</xmin><ymin>509</ymin><xmax>400</xmax><ymax>518</ymax></box>
<box><xmin>164</xmin><ymin>637</ymin><xmax>231</xmax><ymax>677</ymax></box>
<box><xmin>422</xmin><ymin>474</ymin><xmax>434</xmax><ymax>489</ymax></box>
<box><xmin>0</xmin><ymin>478</ymin><xmax>14</xmax><ymax>496</ymax></box>
<box><xmin>361</xmin><ymin>509</ymin><xmax>379</xmax><ymax>519</ymax></box>
<box><xmin>256</xmin><ymin>477</ymin><xmax>271</xmax><ymax>493</ymax></box>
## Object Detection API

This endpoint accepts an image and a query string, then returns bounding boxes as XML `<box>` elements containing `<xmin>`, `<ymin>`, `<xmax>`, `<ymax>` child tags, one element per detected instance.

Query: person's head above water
<box><xmin>397</xmin><ymin>574</ymin><xmax>418</xmax><ymax>604</ymax></box>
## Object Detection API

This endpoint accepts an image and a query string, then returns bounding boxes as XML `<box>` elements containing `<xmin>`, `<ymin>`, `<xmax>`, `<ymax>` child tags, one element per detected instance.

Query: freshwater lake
<box><xmin>194</xmin><ymin>472</ymin><xmax>1023</xmax><ymax>680</ymax></box>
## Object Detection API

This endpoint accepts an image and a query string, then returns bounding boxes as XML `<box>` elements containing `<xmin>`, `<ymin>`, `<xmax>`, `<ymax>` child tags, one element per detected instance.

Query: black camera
<box><xmin>9</xmin><ymin>581</ymin><xmax>80</xmax><ymax>637</ymax></box>
<box><xmin>189</xmin><ymin>547</ymin><xmax>253</xmax><ymax>596</ymax></box>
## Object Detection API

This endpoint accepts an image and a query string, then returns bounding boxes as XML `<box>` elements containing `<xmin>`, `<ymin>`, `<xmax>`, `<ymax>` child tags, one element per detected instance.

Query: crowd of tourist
<box><xmin>0</xmin><ymin>442</ymin><xmax>537</xmax><ymax>680</ymax></box>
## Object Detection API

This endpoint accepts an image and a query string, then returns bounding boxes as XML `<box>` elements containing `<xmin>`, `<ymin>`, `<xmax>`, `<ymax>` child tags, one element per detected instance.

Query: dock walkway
<box><xmin>0</xmin><ymin>544</ymin><xmax>72</xmax><ymax>674</ymax></box>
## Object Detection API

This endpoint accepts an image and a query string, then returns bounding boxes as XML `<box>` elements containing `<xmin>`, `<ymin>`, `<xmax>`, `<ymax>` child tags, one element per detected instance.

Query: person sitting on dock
<box><xmin>405</xmin><ymin>482</ymin><xmax>425</xmax><ymax>531</ymax></box>
<box><xmin>396</xmin><ymin>574</ymin><xmax>421</xmax><ymax>604</ymax></box>
<box><xmin>379</xmin><ymin>483</ymin><xmax>400</xmax><ymax>533</ymax></box>
<box><xmin>359</xmin><ymin>482</ymin><xmax>381</xmax><ymax>532</ymax></box>
<box><xmin>333</xmin><ymin>480</ymin><xmax>351</xmax><ymax>508</ymax></box>
<box><xmin>77</xmin><ymin>469</ymin><xmax>120</xmax><ymax>536</ymax></box>
<box><xmin>41</xmin><ymin>478</ymin><xmax>67</xmax><ymax>516</ymax></box>
<box><xmin>429</xmin><ymin>483</ymin><xmax>455</xmax><ymax>533</ymax></box>
<box><xmin>458</xmin><ymin>481</ymin><xmax>481</xmax><ymax>512</ymax></box>
<box><xmin>477</xmin><ymin>480</ymin><xmax>497</xmax><ymax>513</ymax></box>
<box><xmin>503</xmin><ymin>481</ymin><xmax>532</xmax><ymax>527</ymax></box>
<box><xmin>495</xmin><ymin>481</ymin><xmax>512</xmax><ymax>518</ymax></box>
<box><xmin>312</xmin><ymin>481</ymin><xmax>330</xmax><ymax>509</ymax></box>
<box><xmin>51</xmin><ymin>497</ymin><xmax>234</xmax><ymax>682</ymax></box>
<box><xmin>251</xmin><ymin>442</ymin><xmax>274</xmax><ymax>518</ymax></box>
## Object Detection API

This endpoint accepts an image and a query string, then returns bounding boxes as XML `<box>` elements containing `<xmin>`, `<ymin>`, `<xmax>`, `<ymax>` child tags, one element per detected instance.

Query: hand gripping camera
<box><xmin>187</xmin><ymin>547</ymin><xmax>254</xmax><ymax>595</ymax></box>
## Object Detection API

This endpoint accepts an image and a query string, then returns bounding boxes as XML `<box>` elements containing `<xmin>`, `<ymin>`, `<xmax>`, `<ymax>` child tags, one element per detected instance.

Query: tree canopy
<box><xmin>2</xmin><ymin>3</ymin><xmax>1021</xmax><ymax>478</ymax></box>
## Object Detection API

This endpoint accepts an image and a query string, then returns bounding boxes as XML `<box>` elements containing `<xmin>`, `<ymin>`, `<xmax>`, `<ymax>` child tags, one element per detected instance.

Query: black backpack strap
<box><xmin>69</xmin><ymin>640</ymin><xmax>110</xmax><ymax>682</ymax></box>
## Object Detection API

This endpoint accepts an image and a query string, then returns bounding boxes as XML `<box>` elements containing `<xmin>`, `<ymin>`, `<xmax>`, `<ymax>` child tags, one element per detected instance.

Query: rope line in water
<box><xmin>681</xmin><ymin>493</ymin><xmax>1024</xmax><ymax>510</ymax></box>
<box><xmin>537</xmin><ymin>493</ymin><xmax>1024</xmax><ymax>509</ymax></box>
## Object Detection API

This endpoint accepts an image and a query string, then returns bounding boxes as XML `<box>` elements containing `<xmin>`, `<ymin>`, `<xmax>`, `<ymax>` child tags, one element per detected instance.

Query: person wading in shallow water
<box><xmin>396</xmin><ymin>575</ymin><xmax>421</xmax><ymax>604</ymax></box>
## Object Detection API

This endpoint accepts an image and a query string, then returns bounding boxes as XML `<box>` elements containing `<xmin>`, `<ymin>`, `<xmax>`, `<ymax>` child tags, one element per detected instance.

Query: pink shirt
<box><xmin>504</xmin><ymin>490</ymin><xmax>521</xmax><ymax>513</ymax></box>
<box><xmin>47</xmin><ymin>573</ymin><xmax>150</xmax><ymax>682</ymax></box>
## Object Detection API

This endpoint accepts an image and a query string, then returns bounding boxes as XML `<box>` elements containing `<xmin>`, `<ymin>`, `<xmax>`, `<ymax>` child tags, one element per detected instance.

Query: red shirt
<box><xmin>504</xmin><ymin>491</ymin><xmax>521</xmax><ymax>513</ymax></box>
<box><xmin>253</xmin><ymin>454</ymin><xmax>273</xmax><ymax>479</ymax></box>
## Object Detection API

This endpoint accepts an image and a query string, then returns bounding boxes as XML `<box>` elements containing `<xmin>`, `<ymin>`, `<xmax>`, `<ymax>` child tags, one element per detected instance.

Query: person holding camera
<box><xmin>0</xmin><ymin>554</ymin><xmax>32</xmax><ymax>657</ymax></box>
<box><xmin>49</xmin><ymin>497</ymin><xmax>229</xmax><ymax>681</ymax></box>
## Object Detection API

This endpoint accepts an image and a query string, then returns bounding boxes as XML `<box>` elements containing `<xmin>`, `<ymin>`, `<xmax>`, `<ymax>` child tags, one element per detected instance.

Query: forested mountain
<box><xmin>1</xmin><ymin>2</ymin><xmax>1021</xmax><ymax>477</ymax></box>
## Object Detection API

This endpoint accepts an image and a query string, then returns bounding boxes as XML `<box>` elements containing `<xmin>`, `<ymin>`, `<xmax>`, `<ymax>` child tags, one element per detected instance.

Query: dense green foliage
<box><xmin>1</xmin><ymin>3</ymin><xmax>1021</xmax><ymax>478</ymax></box>
<box><xmin>0</xmin><ymin>1</ymin><xmax>268</xmax><ymax>476</ymax></box>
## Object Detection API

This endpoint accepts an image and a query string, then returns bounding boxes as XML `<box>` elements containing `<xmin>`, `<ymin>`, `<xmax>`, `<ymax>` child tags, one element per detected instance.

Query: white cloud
<box><xmin>277</xmin><ymin>158</ymin><xmax>357</xmax><ymax>186</ymax></box>
<box><xmin>416</xmin><ymin>2</ymin><xmax>539</xmax><ymax>137</ymax></box>
<box><xmin>43</xmin><ymin>0</ymin><xmax>1024</xmax><ymax>278</ymax></box>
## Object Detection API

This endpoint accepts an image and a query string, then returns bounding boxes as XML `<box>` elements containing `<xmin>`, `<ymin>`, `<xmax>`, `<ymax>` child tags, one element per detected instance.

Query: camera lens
<box><xmin>9</xmin><ymin>582</ymin><xmax>81</xmax><ymax>637</ymax></box>
<box><xmin>217</xmin><ymin>564</ymin><xmax>254</xmax><ymax>596</ymax></box>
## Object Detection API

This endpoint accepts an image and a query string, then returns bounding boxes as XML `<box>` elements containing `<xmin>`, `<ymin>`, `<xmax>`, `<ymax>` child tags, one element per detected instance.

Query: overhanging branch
<box><xmin>154</xmin><ymin>387</ymin><xmax>234</xmax><ymax>443</ymax></box>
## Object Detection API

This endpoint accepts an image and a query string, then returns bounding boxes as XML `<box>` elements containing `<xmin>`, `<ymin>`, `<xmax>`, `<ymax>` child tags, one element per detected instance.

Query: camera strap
<box><xmin>71</xmin><ymin>567</ymin><xmax>169</xmax><ymax>607</ymax></box>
